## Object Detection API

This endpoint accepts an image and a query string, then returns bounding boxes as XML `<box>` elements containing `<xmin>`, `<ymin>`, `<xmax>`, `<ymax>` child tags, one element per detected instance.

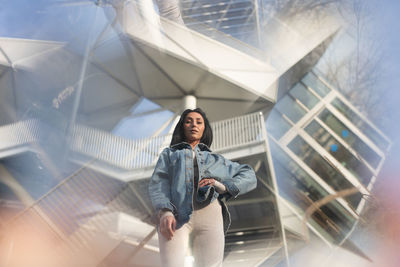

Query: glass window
<box><xmin>302</xmin><ymin>72</ymin><xmax>330</xmax><ymax>97</ymax></box>
<box><xmin>287</xmin><ymin>136</ymin><xmax>363</xmax><ymax>209</ymax></box>
<box><xmin>275</xmin><ymin>95</ymin><xmax>306</xmax><ymax>123</ymax></box>
<box><xmin>318</xmin><ymin>109</ymin><xmax>382</xmax><ymax>169</ymax></box>
<box><xmin>305</xmin><ymin>120</ymin><xmax>373</xmax><ymax>186</ymax></box>
<box><xmin>270</xmin><ymin>141</ymin><xmax>356</xmax><ymax>243</ymax></box>
<box><xmin>331</xmin><ymin>98</ymin><xmax>390</xmax><ymax>151</ymax></box>
<box><xmin>289</xmin><ymin>83</ymin><xmax>319</xmax><ymax>110</ymax></box>
<box><xmin>266</xmin><ymin>110</ymin><xmax>292</xmax><ymax>140</ymax></box>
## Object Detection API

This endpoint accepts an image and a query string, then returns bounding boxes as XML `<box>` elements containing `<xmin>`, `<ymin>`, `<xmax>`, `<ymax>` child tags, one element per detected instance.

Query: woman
<box><xmin>148</xmin><ymin>108</ymin><xmax>257</xmax><ymax>267</ymax></box>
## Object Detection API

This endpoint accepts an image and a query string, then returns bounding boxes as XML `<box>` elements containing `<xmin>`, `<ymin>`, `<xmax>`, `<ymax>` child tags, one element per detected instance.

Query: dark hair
<box><xmin>170</xmin><ymin>108</ymin><xmax>213</xmax><ymax>147</ymax></box>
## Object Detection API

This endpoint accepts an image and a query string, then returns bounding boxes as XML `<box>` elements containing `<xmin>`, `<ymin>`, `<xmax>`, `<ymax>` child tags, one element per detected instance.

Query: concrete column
<box><xmin>182</xmin><ymin>95</ymin><xmax>196</xmax><ymax>110</ymax></box>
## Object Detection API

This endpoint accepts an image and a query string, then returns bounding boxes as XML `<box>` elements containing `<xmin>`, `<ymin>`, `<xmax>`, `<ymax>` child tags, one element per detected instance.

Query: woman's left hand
<box><xmin>198</xmin><ymin>178</ymin><xmax>215</xmax><ymax>188</ymax></box>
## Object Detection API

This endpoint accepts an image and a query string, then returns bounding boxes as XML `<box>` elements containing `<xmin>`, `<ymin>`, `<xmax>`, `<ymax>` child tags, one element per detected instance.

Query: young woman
<box><xmin>148</xmin><ymin>108</ymin><xmax>257</xmax><ymax>267</ymax></box>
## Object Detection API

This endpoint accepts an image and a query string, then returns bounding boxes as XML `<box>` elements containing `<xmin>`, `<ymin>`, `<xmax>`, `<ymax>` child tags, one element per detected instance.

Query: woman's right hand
<box><xmin>159</xmin><ymin>214</ymin><xmax>176</xmax><ymax>240</ymax></box>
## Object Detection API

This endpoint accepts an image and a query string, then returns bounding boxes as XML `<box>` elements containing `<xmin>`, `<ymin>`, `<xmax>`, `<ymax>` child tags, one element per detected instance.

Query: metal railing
<box><xmin>0</xmin><ymin>112</ymin><xmax>266</xmax><ymax>169</ymax></box>
<box><xmin>70</xmin><ymin>125</ymin><xmax>169</xmax><ymax>170</ymax></box>
<box><xmin>0</xmin><ymin>119</ymin><xmax>40</xmax><ymax>157</ymax></box>
<box><xmin>211</xmin><ymin>111</ymin><xmax>266</xmax><ymax>151</ymax></box>
<box><xmin>69</xmin><ymin>112</ymin><xmax>266</xmax><ymax>170</ymax></box>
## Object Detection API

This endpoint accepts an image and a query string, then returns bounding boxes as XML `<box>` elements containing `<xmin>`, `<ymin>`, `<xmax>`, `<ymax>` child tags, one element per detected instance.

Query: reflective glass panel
<box><xmin>266</xmin><ymin>110</ymin><xmax>292</xmax><ymax>140</ymax></box>
<box><xmin>331</xmin><ymin>98</ymin><xmax>390</xmax><ymax>151</ymax></box>
<box><xmin>302</xmin><ymin>72</ymin><xmax>330</xmax><ymax>97</ymax></box>
<box><xmin>271</xmin><ymin>141</ymin><xmax>356</xmax><ymax>243</ymax></box>
<box><xmin>288</xmin><ymin>136</ymin><xmax>363</xmax><ymax>209</ymax></box>
<box><xmin>289</xmin><ymin>83</ymin><xmax>319</xmax><ymax>110</ymax></box>
<box><xmin>275</xmin><ymin>95</ymin><xmax>306</xmax><ymax>123</ymax></box>
<box><xmin>318</xmin><ymin>109</ymin><xmax>382</xmax><ymax>169</ymax></box>
<box><xmin>305</xmin><ymin>120</ymin><xmax>373</xmax><ymax>186</ymax></box>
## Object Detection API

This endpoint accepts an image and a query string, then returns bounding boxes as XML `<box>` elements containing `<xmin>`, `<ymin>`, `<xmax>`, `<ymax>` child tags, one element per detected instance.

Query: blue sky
<box><xmin>374</xmin><ymin>0</ymin><xmax>400</xmax><ymax>130</ymax></box>
<box><xmin>370</xmin><ymin>0</ymin><xmax>400</xmax><ymax>178</ymax></box>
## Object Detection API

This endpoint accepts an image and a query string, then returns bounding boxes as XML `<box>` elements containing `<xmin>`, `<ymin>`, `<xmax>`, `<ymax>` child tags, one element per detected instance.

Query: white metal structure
<box><xmin>69</xmin><ymin>112</ymin><xmax>266</xmax><ymax>172</ymax></box>
<box><xmin>1</xmin><ymin>1</ymin><xmax>385</xmax><ymax>266</ymax></box>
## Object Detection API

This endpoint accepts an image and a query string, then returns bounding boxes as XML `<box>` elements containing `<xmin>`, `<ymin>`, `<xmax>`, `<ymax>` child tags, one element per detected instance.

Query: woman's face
<box><xmin>183</xmin><ymin>112</ymin><xmax>205</xmax><ymax>144</ymax></box>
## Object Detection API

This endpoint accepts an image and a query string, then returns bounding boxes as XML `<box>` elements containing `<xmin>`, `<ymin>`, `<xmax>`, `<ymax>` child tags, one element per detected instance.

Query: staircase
<box><xmin>0</xmin><ymin>119</ymin><xmax>39</xmax><ymax>160</ymax></box>
<box><xmin>0</xmin><ymin>112</ymin><xmax>286</xmax><ymax>266</ymax></box>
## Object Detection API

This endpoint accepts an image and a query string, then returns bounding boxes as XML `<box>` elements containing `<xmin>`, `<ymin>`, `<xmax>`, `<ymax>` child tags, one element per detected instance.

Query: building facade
<box><xmin>267</xmin><ymin>70</ymin><xmax>391</xmax><ymax>247</ymax></box>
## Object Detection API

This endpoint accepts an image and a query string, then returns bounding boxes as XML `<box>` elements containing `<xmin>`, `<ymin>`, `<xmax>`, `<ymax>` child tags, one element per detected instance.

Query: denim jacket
<box><xmin>148</xmin><ymin>142</ymin><xmax>257</xmax><ymax>233</ymax></box>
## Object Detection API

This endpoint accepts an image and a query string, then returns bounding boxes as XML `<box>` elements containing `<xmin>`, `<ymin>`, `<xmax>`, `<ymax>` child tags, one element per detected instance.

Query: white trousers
<box><xmin>158</xmin><ymin>200</ymin><xmax>225</xmax><ymax>267</ymax></box>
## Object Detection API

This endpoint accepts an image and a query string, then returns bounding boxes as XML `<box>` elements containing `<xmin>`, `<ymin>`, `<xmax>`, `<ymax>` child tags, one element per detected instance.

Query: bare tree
<box><xmin>261</xmin><ymin>0</ymin><xmax>341</xmax><ymax>21</ymax></box>
<box><xmin>318</xmin><ymin>0</ymin><xmax>389</xmax><ymax>126</ymax></box>
<box><xmin>260</xmin><ymin>0</ymin><xmax>387</xmax><ymax>127</ymax></box>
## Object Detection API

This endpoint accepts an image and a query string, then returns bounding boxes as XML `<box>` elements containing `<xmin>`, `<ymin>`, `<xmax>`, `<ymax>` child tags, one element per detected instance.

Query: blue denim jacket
<box><xmin>148</xmin><ymin>142</ymin><xmax>257</xmax><ymax>232</ymax></box>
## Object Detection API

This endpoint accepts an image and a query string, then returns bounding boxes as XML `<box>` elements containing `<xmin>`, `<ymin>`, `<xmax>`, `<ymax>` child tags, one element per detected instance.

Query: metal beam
<box><xmin>68</xmin><ymin>6</ymin><xmax>101</xmax><ymax>132</ymax></box>
<box><xmin>105</xmin><ymin>5</ymin><xmax>146</xmax><ymax>96</ymax></box>
<box><xmin>90</xmin><ymin>58</ymin><xmax>142</xmax><ymax>97</ymax></box>
<box><xmin>129</xmin><ymin>39</ymin><xmax>187</xmax><ymax>95</ymax></box>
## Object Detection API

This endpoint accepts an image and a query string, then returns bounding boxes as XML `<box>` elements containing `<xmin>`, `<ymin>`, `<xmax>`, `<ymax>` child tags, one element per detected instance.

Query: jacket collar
<box><xmin>170</xmin><ymin>142</ymin><xmax>212</xmax><ymax>152</ymax></box>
